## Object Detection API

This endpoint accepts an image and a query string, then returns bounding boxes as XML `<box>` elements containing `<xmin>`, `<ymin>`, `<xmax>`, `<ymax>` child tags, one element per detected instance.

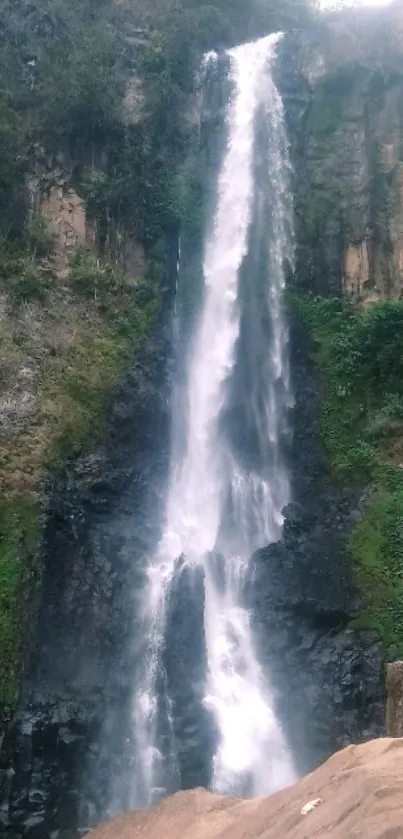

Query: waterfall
<box><xmin>130</xmin><ymin>32</ymin><xmax>296</xmax><ymax>807</ymax></box>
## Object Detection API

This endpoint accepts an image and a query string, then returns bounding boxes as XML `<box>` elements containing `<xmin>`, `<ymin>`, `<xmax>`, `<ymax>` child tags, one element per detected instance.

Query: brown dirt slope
<box><xmin>90</xmin><ymin>738</ymin><xmax>403</xmax><ymax>839</ymax></box>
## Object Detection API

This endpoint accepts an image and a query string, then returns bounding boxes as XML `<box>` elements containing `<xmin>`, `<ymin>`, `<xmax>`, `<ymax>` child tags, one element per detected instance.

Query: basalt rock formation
<box><xmin>0</xmin><ymin>241</ymin><xmax>178</xmax><ymax>837</ymax></box>
<box><xmin>250</xmin><ymin>316</ymin><xmax>385</xmax><ymax>777</ymax></box>
<box><xmin>2</xmin><ymin>2</ymin><xmax>403</xmax><ymax>838</ymax></box>
<box><xmin>279</xmin><ymin>0</ymin><xmax>403</xmax><ymax>298</ymax></box>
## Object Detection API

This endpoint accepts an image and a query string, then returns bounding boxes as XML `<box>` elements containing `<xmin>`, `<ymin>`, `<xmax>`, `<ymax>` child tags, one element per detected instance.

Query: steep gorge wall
<box><xmin>1</xmin><ymin>3</ymin><xmax>403</xmax><ymax>837</ymax></box>
<box><xmin>249</xmin><ymin>0</ymin><xmax>403</xmax><ymax>776</ymax></box>
<box><xmin>280</xmin><ymin>0</ymin><xmax>403</xmax><ymax>299</ymax></box>
<box><xmin>250</xmin><ymin>313</ymin><xmax>385</xmax><ymax>776</ymax></box>
<box><xmin>0</xmin><ymin>5</ymin><xmax>186</xmax><ymax>834</ymax></box>
<box><xmin>0</xmin><ymin>167</ymin><xmax>178</xmax><ymax>839</ymax></box>
<box><xmin>0</xmin><ymin>0</ymin><xmax>194</xmax><ymax>736</ymax></box>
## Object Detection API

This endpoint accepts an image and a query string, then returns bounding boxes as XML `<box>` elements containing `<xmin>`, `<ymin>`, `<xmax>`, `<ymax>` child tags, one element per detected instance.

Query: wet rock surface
<box><xmin>0</xmin><ymin>295</ymin><xmax>387</xmax><ymax>839</ymax></box>
<box><xmin>164</xmin><ymin>563</ymin><xmax>217</xmax><ymax>792</ymax></box>
<box><xmin>0</xmin><ymin>243</ymin><xmax>179</xmax><ymax>837</ymax></box>
<box><xmin>0</xmin><ymin>20</ymin><xmax>393</xmax><ymax>839</ymax></box>
<box><xmin>250</xmin><ymin>318</ymin><xmax>385</xmax><ymax>775</ymax></box>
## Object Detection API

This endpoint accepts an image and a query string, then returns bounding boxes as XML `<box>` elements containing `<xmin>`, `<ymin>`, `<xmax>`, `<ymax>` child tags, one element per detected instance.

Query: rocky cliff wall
<box><xmin>260</xmin><ymin>8</ymin><xmax>403</xmax><ymax>768</ymax></box>
<box><xmin>279</xmin><ymin>0</ymin><xmax>403</xmax><ymax>299</ymax></box>
<box><xmin>0</xmin><ymin>224</ymin><xmax>178</xmax><ymax>838</ymax></box>
<box><xmin>234</xmin><ymin>4</ymin><xmax>403</xmax><ymax>778</ymax></box>
<box><xmin>250</xmin><ymin>316</ymin><xmax>385</xmax><ymax>776</ymax></box>
<box><xmin>0</xmin><ymin>24</ymin><xmax>181</xmax><ymax>831</ymax></box>
<box><xmin>1</xmin><ymin>4</ymin><xmax>402</xmax><ymax>838</ymax></box>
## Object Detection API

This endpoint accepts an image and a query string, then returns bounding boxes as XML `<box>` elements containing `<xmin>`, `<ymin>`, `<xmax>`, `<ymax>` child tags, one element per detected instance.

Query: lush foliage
<box><xmin>0</xmin><ymin>0</ymin><xmax>317</xmax><ymax>717</ymax></box>
<box><xmin>45</xmin><ymin>248</ymin><xmax>159</xmax><ymax>464</ymax></box>
<box><xmin>0</xmin><ymin>0</ymin><xmax>316</xmax><ymax>245</ymax></box>
<box><xmin>0</xmin><ymin>221</ymin><xmax>55</xmax><ymax>306</ymax></box>
<box><xmin>351</xmin><ymin>490</ymin><xmax>403</xmax><ymax>661</ymax></box>
<box><xmin>294</xmin><ymin>294</ymin><xmax>403</xmax><ymax>656</ymax></box>
<box><xmin>0</xmin><ymin>496</ymin><xmax>38</xmax><ymax>708</ymax></box>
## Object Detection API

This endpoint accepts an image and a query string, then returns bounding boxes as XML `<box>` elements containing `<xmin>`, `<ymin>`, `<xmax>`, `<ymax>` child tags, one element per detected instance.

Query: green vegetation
<box><xmin>0</xmin><ymin>0</ymin><xmax>316</xmax><ymax>247</ymax></box>
<box><xmin>351</xmin><ymin>491</ymin><xmax>403</xmax><ymax>661</ymax></box>
<box><xmin>45</xmin><ymin>248</ymin><xmax>159</xmax><ymax>465</ymax></box>
<box><xmin>0</xmin><ymin>496</ymin><xmax>38</xmax><ymax>708</ymax></box>
<box><xmin>0</xmin><ymin>239</ymin><xmax>159</xmax><ymax>713</ymax></box>
<box><xmin>0</xmin><ymin>0</ymin><xmax>319</xmax><ymax>718</ymax></box>
<box><xmin>0</xmin><ymin>226</ymin><xmax>54</xmax><ymax>307</ymax></box>
<box><xmin>305</xmin><ymin>66</ymin><xmax>360</xmax><ymax>140</ymax></box>
<box><xmin>124</xmin><ymin>0</ymin><xmax>314</xmax><ymax>49</ymax></box>
<box><xmin>0</xmin><ymin>242</ymin><xmax>160</xmax><ymax>482</ymax></box>
<box><xmin>294</xmin><ymin>294</ymin><xmax>403</xmax><ymax>657</ymax></box>
<box><xmin>69</xmin><ymin>247</ymin><xmax>127</xmax><ymax>299</ymax></box>
<box><xmin>0</xmin><ymin>252</ymin><xmax>49</xmax><ymax>307</ymax></box>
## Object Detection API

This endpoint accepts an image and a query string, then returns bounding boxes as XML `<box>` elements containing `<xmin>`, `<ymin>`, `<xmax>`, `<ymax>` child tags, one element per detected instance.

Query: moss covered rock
<box><xmin>293</xmin><ymin>292</ymin><xmax>403</xmax><ymax>658</ymax></box>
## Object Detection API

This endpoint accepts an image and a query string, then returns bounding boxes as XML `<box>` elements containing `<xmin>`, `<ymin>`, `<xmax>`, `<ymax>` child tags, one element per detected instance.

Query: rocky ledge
<box><xmin>88</xmin><ymin>738</ymin><xmax>403</xmax><ymax>839</ymax></box>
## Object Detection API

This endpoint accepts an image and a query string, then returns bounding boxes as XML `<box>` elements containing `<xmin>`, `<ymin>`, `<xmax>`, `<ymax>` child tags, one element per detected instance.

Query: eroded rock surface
<box><xmin>249</xmin><ymin>317</ymin><xmax>385</xmax><ymax>775</ymax></box>
<box><xmin>279</xmin><ymin>0</ymin><xmax>403</xmax><ymax>298</ymax></box>
<box><xmin>89</xmin><ymin>738</ymin><xmax>403</xmax><ymax>839</ymax></box>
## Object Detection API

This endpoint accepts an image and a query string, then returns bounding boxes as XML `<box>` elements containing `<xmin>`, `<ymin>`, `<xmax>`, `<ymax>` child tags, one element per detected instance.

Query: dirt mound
<box><xmin>90</xmin><ymin>738</ymin><xmax>403</xmax><ymax>839</ymax></box>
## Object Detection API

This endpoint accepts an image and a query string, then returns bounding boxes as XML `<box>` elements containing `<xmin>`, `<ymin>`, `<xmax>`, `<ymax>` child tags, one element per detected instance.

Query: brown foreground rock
<box><xmin>90</xmin><ymin>738</ymin><xmax>403</xmax><ymax>839</ymax></box>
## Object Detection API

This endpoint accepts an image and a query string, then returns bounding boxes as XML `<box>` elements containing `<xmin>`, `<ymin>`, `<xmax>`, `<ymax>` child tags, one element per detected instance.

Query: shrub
<box><xmin>0</xmin><ymin>224</ymin><xmax>52</xmax><ymax>306</ymax></box>
<box><xmin>0</xmin><ymin>495</ymin><xmax>38</xmax><ymax>707</ymax></box>
<box><xmin>8</xmin><ymin>258</ymin><xmax>50</xmax><ymax>306</ymax></box>
<box><xmin>293</xmin><ymin>292</ymin><xmax>403</xmax><ymax>656</ymax></box>
<box><xmin>26</xmin><ymin>217</ymin><xmax>55</xmax><ymax>260</ymax></box>
<box><xmin>351</xmin><ymin>490</ymin><xmax>403</xmax><ymax>659</ymax></box>
<box><xmin>69</xmin><ymin>248</ymin><xmax>125</xmax><ymax>299</ymax></box>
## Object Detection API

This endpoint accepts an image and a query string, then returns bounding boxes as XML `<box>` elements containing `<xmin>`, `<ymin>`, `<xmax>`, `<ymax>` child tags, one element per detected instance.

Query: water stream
<box><xmin>130</xmin><ymin>32</ymin><xmax>296</xmax><ymax>806</ymax></box>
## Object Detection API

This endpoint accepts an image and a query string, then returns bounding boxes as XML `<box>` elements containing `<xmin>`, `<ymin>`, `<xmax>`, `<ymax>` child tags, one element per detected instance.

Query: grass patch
<box><xmin>350</xmin><ymin>490</ymin><xmax>403</xmax><ymax>659</ymax></box>
<box><xmin>293</xmin><ymin>293</ymin><xmax>403</xmax><ymax>656</ymax></box>
<box><xmin>0</xmin><ymin>495</ymin><xmax>38</xmax><ymax>708</ymax></box>
<box><xmin>69</xmin><ymin>247</ymin><xmax>127</xmax><ymax>299</ymax></box>
<box><xmin>0</xmin><ymin>228</ymin><xmax>53</xmax><ymax>308</ymax></box>
<box><xmin>42</xmin><ymin>248</ymin><xmax>160</xmax><ymax>466</ymax></box>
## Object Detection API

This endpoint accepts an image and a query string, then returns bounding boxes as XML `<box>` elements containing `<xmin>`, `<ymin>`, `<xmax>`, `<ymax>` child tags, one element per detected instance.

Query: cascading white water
<box><xmin>131</xmin><ymin>32</ymin><xmax>296</xmax><ymax>806</ymax></box>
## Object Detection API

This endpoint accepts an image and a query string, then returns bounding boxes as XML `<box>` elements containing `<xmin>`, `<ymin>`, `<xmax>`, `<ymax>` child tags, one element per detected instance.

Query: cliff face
<box><xmin>0</xmin><ymin>281</ymin><xmax>176</xmax><ymax>838</ymax></box>
<box><xmin>279</xmin><ymin>0</ymin><xmax>403</xmax><ymax>299</ymax></box>
<box><xmin>253</xmin><ymin>1</ymin><xmax>403</xmax><ymax>774</ymax></box>
<box><xmin>0</xmin><ymin>2</ymin><xmax>184</xmax><ymax>832</ymax></box>
<box><xmin>0</xmin><ymin>165</ymin><xmax>178</xmax><ymax>839</ymax></box>
<box><xmin>0</xmin><ymin>0</ymin><xmax>192</xmax><ymax>732</ymax></box>
<box><xmin>250</xmin><ymin>315</ymin><xmax>385</xmax><ymax>776</ymax></box>
<box><xmin>1</xmin><ymin>2</ymin><xmax>403</xmax><ymax>838</ymax></box>
<box><xmin>0</xmin><ymin>160</ymin><xmax>166</xmax><ymax>717</ymax></box>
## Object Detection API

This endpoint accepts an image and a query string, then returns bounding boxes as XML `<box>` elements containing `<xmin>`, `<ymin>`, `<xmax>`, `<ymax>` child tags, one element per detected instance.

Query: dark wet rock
<box><xmin>0</xmin><ymin>11</ymin><xmax>396</xmax><ymax>837</ymax></box>
<box><xmin>164</xmin><ymin>563</ymin><xmax>217</xmax><ymax>791</ymax></box>
<box><xmin>249</xmin><ymin>317</ymin><xmax>385</xmax><ymax>776</ymax></box>
<box><xmin>0</xmin><ymin>235</ymin><xmax>178</xmax><ymax>838</ymax></box>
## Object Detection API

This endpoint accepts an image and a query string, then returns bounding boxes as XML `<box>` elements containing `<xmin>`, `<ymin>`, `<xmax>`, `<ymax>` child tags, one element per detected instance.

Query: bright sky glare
<box><xmin>319</xmin><ymin>0</ymin><xmax>393</xmax><ymax>7</ymax></box>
